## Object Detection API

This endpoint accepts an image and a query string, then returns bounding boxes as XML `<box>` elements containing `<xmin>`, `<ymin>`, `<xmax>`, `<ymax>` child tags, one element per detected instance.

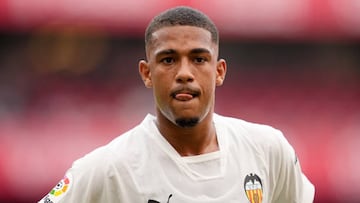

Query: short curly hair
<box><xmin>145</xmin><ymin>6</ymin><xmax>219</xmax><ymax>48</ymax></box>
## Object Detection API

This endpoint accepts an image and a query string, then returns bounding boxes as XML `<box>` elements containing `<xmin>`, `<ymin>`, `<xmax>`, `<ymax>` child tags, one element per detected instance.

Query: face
<box><xmin>139</xmin><ymin>25</ymin><xmax>226</xmax><ymax>128</ymax></box>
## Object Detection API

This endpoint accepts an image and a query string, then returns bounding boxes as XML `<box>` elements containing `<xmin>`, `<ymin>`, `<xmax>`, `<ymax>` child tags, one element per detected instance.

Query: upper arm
<box><xmin>270</xmin><ymin>131</ymin><xmax>315</xmax><ymax>203</ymax></box>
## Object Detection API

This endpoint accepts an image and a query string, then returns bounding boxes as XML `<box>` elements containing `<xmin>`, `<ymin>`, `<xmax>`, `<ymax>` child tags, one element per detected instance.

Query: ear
<box><xmin>139</xmin><ymin>60</ymin><xmax>152</xmax><ymax>88</ymax></box>
<box><xmin>215</xmin><ymin>59</ymin><xmax>227</xmax><ymax>86</ymax></box>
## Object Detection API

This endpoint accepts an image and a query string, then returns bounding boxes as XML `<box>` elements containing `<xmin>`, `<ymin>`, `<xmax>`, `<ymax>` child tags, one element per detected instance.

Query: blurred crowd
<box><xmin>0</xmin><ymin>26</ymin><xmax>360</xmax><ymax>202</ymax></box>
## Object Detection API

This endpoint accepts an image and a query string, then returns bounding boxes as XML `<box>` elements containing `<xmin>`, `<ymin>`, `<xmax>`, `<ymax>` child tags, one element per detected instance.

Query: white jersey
<box><xmin>39</xmin><ymin>114</ymin><xmax>314</xmax><ymax>203</ymax></box>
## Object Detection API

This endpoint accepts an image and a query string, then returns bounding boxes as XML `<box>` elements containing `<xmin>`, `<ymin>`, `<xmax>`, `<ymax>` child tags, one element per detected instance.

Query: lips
<box><xmin>171</xmin><ymin>88</ymin><xmax>200</xmax><ymax>101</ymax></box>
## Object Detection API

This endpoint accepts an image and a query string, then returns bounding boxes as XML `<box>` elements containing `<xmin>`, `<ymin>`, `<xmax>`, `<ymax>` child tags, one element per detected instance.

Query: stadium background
<box><xmin>0</xmin><ymin>0</ymin><xmax>359</xmax><ymax>202</ymax></box>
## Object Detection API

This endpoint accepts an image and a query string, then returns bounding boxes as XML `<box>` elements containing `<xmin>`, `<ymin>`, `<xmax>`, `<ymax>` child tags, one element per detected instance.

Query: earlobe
<box><xmin>139</xmin><ymin>60</ymin><xmax>152</xmax><ymax>88</ymax></box>
<box><xmin>216</xmin><ymin>59</ymin><xmax>227</xmax><ymax>86</ymax></box>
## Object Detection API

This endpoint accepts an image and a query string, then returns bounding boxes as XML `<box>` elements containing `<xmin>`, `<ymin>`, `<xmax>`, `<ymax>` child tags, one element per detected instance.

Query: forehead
<box><xmin>147</xmin><ymin>25</ymin><xmax>217</xmax><ymax>58</ymax></box>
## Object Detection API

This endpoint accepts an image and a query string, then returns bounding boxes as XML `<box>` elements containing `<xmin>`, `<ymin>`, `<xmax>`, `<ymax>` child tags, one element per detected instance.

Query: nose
<box><xmin>175</xmin><ymin>59</ymin><xmax>194</xmax><ymax>83</ymax></box>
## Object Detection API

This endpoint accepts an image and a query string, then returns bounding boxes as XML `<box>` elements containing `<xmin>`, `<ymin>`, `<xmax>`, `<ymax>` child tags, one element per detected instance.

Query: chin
<box><xmin>175</xmin><ymin>117</ymin><xmax>199</xmax><ymax>128</ymax></box>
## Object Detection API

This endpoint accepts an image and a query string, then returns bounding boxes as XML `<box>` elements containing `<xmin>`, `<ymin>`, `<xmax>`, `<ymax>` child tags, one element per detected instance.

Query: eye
<box><xmin>193</xmin><ymin>57</ymin><xmax>207</xmax><ymax>64</ymax></box>
<box><xmin>160</xmin><ymin>57</ymin><xmax>175</xmax><ymax>65</ymax></box>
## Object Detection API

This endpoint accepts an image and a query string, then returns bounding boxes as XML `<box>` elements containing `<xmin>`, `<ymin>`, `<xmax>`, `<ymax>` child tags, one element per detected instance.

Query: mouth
<box><xmin>171</xmin><ymin>88</ymin><xmax>200</xmax><ymax>101</ymax></box>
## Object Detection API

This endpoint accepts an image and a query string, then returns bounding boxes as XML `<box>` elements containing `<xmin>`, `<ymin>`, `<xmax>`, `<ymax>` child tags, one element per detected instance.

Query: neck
<box><xmin>156</xmin><ymin>111</ymin><xmax>219</xmax><ymax>156</ymax></box>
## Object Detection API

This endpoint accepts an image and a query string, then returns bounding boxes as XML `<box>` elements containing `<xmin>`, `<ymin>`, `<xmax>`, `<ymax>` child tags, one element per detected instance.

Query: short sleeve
<box><xmin>37</xmin><ymin>146</ymin><xmax>141</xmax><ymax>203</ymax></box>
<box><xmin>37</xmin><ymin>148</ymin><xmax>112</xmax><ymax>203</ymax></box>
<box><xmin>37</xmin><ymin>161</ymin><xmax>106</xmax><ymax>203</ymax></box>
<box><xmin>271</xmin><ymin>131</ymin><xmax>315</xmax><ymax>203</ymax></box>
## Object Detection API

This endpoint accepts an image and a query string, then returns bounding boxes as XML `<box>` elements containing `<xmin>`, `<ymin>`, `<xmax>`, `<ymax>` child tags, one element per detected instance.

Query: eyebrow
<box><xmin>155</xmin><ymin>48</ymin><xmax>211</xmax><ymax>57</ymax></box>
<box><xmin>155</xmin><ymin>49</ymin><xmax>176</xmax><ymax>57</ymax></box>
<box><xmin>189</xmin><ymin>48</ymin><xmax>211</xmax><ymax>55</ymax></box>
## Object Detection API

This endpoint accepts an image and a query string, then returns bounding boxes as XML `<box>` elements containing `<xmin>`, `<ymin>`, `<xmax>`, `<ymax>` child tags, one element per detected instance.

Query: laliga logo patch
<box><xmin>40</xmin><ymin>173</ymin><xmax>73</xmax><ymax>203</ymax></box>
<box><xmin>50</xmin><ymin>175</ymin><xmax>71</xmax><ymax>197</ymax></box>
<box><xmin>244</xmin><ymin>173</ymin><xmax>263</xmax><ymax>203</ymax></box>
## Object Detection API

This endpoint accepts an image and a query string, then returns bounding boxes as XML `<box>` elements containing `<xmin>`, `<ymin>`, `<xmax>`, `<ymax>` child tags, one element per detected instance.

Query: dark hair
<box><xmin>145</xmin><ymin>6</ymin><xmax>219</xmax><ymax>47</ymax></box>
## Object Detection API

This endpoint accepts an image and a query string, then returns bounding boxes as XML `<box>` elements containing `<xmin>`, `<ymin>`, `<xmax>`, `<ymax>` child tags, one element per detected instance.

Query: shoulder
<box><xmin>73</xmin><ymin>122</ymin><xmax>150</xmax><ymax>174</ymax></box>
<box><xmin>214</xmin><ymin>113</ymin><xmax>284</xmax><ymax>145</ymax></box>
<box><xmin>71</xmin><ymin>114</ymin><xmax>157</xmax><ymax>175</ymax></box>
<box><xmin>214</xmin><ymin>114</ymin><xmax>295</xmax><ymax>162</ymax></box>
<box><xmin>38</xmin><ymin>115</ymin><xmax>156</xmax><ymax>202</ymax></box>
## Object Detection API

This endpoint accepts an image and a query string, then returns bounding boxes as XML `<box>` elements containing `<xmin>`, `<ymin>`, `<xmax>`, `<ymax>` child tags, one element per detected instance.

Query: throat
<box><xmin>175</xmin><ymin>131</ymin><xmax>219</xmax><ymax>157</ymax></box>
<box><xmin>156</xmin><ymin>112</ymin><xmax>218</xmax><ymax>156</ymax></box>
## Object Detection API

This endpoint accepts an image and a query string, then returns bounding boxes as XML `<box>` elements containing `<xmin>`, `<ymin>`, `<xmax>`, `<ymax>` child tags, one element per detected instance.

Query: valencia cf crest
<box><xmin>244</xmin><ymin>173</ymin><xmax>263</xmax><ymax>203</ymax></box>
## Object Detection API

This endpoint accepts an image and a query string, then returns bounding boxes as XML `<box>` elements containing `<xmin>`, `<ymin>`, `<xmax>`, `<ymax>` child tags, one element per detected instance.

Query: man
<box><xmin>39</xmin><ymin>6</ymin><xmax>314</xmax><ymax>203</ymax></box>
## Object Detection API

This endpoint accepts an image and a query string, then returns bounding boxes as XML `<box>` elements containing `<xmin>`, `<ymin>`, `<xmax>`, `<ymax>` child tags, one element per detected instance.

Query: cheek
<box><xmin>152</xmin><ymin>77</ymin><xmax>171</xmax><ymax>104</ymax></box>
<box><xmin>203</xmin><ymin>76</ymin><xmax>218</xmax><ymax>100</ymax></box>
<box><xmin>152</xmin><ymin>73</ymin><xmax>170</xmax><ymax>91</ymax></box>
<box><xmin>204</xmin><ymin>84</ymin><xmax>216</xmax><ymax>98</ymax></box>
<box><xmin>200</xmin><ymin>72</ymin><xmax>217</xmax><ymax>89</ymax></box>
